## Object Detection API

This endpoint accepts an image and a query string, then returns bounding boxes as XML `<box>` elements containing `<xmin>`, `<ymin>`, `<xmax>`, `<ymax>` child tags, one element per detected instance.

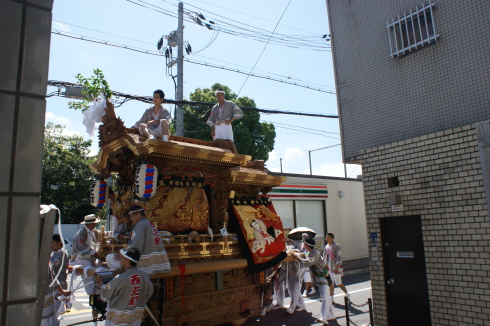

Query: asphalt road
<box><xmin>244</xmin><ymin>272</ymin><xmax>372</xmax><ymax>326</ymax></box>
<box><xmin>60</xmin><ymin>272</ymin><xmax>372</xmax><ymax>326</ymax></box>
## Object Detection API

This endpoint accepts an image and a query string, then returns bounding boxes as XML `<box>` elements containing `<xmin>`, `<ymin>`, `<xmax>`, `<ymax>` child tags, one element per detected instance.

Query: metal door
<box><xmin>381</xmin><ymin>216</ymin><xmax>431</xmax><ymax>326</ymax></box>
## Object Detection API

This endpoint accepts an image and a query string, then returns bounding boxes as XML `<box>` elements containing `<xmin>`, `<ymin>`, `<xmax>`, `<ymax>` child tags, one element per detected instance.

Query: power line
<box><xmin>126</xmin><ymin>0</ymin><xmax>329</xmax><ymax>51</ymax></box>
<box><xmin>262</xmin><ymin>120</ymin><xmax>340</xmax><ymax>136</ymax></box>
<box><xmin>268</xmin><ymin>124</ymin><xmax>339</xmax><ymax>140</ymax></box>
<box><xmin>51</xmin><ymin>30</ymin><xmax>336</xmax><ymax>94</ymax></box>
<box><xmin>174</xmin><ymin>0</ymin><xmax>321</xmax><ymax>36</ymax></box>
<box><xmin>179</xmin><ymin>1</ymin><xmax>327</xmax><ymax>49</ymax></box>
<box><xmin>54</xmin><ymin>20</ymin><xmax>333</xmax><ymax>91</ymax></box>
<box><xmin>47</xmin><ymin>80</ymin><xmax>338</xmax><ymax>118</ymax></box>
<box><xmin>267</xmin><ymin>143</ymin><xmax>341</xmax><ymax>165</ymax></box>
<box><xmin>237</xmin><ymin>0</ymin><xmax>292</xmax><ymax>96</ymax></box>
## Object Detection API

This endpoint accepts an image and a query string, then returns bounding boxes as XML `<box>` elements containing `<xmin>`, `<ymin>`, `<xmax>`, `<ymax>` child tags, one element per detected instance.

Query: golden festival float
<box><xmin>76</xmin><ymin>104</ymin><xmax>289</xmax><ymax>325</ymax></box>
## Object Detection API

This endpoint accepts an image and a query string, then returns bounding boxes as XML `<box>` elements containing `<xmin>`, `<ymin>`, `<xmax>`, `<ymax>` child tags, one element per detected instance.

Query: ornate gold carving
<box><xmin>98</xmin><ymin>117</ymin><xmax>126</xmax><ymax>147</ymax></box>
<box><xmin>211</xmin><ymin>139</ymin><xmax>238</xmax><ymax>154</ymax></box>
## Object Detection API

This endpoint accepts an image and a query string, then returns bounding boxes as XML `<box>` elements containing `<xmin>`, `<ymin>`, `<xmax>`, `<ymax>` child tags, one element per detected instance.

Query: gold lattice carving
<box><xmin>114</xmin><ymin>185</ymin><xmax>135</xmax><ymax>218</ymax></box>
<box><xmin>221</xmin><ymin>268</ymin><xmax>253</xmax><ymax>289</ymax></box>
<box><xmin>161</xmin><ymin>285</ymin><xmax>269</xmax><ymax>325</ymax></box>
<box><xmin>146</xmin><ymin>186</ymin><xmax>210</xmax><ymax>233</ymax></box>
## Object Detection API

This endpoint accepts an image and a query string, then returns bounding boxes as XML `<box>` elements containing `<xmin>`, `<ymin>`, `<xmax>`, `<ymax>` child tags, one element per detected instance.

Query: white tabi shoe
<box><xmin>316</xmin><ymin>318</ymin><xmax>329</xmax><ymax>325</ymax></box>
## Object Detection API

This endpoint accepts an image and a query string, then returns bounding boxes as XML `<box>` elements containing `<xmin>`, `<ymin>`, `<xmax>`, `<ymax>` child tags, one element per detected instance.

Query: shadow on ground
<box><xmin>243</xmin><ymin>308</ymin><xmax>341</xmax><ymax>326</ymax></box>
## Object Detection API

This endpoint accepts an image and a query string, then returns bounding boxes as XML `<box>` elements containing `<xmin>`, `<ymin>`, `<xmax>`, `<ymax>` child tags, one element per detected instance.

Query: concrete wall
<box><xmin>326</xmin><ymin>0</ymin><xmax>490</xmax><ymax>162</ymax></box>
<box><xmin>0</xmin><ymin>0</ymin><xmax>53</xmax><ymax>324</ymax></box>
<box><xmin>359</xmin><ymin>123</ymin><xmax>490</xmax><ymax>326</ymax></box>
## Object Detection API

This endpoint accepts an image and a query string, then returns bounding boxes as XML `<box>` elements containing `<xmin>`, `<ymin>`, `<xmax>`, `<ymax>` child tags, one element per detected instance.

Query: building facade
<box><xmin>0</xmin><ymin>0</ymin><xmax>54</xmax><ymax>325</ymax></box>
<box><xmin>270</xmin><ymin>173</ymin><xmax>369</xmax><ymax>270</ymax></box>
<box><xmin>326</xmin><ymin>0</ymin><xmax>490</xmax><ymax>325</ymax></box>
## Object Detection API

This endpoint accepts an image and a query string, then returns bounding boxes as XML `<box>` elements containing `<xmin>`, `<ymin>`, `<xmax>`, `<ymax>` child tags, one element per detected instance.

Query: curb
<box><xmin>343</xmin><ymin>267</ymin><xmax>370</xmax><ymax>277</ymax></box>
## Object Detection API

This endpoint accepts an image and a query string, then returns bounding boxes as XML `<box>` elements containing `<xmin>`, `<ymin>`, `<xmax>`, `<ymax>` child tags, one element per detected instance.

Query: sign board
<box><xmin>391</xmin><ymin>204</ymin><xmax>404</xmax><ymax>212</ymax></box>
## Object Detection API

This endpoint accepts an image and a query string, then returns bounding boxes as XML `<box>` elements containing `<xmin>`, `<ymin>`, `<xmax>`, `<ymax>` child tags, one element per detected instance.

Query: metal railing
<box><xmin>344</xmin><ymin>296</ymin><xmax>374</xmax><ymax>326</ymax></box>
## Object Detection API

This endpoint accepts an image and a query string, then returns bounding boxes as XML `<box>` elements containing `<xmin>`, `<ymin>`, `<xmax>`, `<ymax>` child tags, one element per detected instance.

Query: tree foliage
<box><xmin>68</xmin><ymin>68</ymin><xmax>113</xmax><ymax>112</ymax></box>
<box><xmin>41</xmin><ymin>123</ymin><xmax>97</xmax><ymax>223</ymax></box>
<box><xmin>185</xmin><ymin>83</ymin><xmax>276</xmax><ymax>161</ymax></box>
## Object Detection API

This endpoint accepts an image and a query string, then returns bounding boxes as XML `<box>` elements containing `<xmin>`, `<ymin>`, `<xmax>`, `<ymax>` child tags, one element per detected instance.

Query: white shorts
<box><xmin>330</xmin><ymin>273</ymin><xmax>343</xmax><ymax>285</ymax></box>
<box><xmin>148</xmin><ymin>122</ymin><xmax>164</xmax><ymax>138</ymax></box>
<box><xmin>303</xmin><ymin>268</ymin><xmax>311</xmax><ymax>283</ymax></box>
<box><xmin>214</xmin><ymin>123</ymin><xmax>234</xmax><ymax>141</ymax></box>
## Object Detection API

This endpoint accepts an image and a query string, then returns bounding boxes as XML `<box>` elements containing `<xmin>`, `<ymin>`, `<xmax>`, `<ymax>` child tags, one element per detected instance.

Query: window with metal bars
<box><xmin>387</xmin><ymin>0</ymin><xmax>439</xmax><ymax>58</ymax></box>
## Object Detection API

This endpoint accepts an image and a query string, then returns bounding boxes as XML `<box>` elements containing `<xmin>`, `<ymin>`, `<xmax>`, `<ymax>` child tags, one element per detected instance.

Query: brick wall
<box><xmin>359</xmin><ymin>123</ymin><xmax>490</xmax><ymax>325</ymax></box>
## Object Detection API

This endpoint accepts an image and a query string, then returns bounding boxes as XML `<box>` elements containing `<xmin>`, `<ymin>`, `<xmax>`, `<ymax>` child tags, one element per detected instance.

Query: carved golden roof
<box><xmin>222</xmin><ymin>167</ymin><xmax>286</xmax><ymax>187</ymax></box>
<box><xmin>91</xmin><ymin>133</ymin><xmax>252</xmax><ymax>173</ymax></box>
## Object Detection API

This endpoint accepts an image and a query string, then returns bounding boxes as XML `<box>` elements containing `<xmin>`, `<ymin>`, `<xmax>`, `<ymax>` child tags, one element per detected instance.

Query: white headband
<box><xmin>215</xmin><ymin>90</ymin><xmax>225</xmax><ymax>96</ymax></box>
<box><xmin>120</xmin><ymin>249</ymin><xmax>138</xmax><ymax>263</ymax></box>
<box><xmin>128</xmin><ymin>208</ymin><xmax>144</xmax><ymax>215</ymax></box>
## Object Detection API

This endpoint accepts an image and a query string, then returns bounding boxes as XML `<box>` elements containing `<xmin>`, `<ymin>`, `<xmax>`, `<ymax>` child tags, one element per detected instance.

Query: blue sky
<box><xmin>47</xmin><ymin>0</ymin><xmax>361</xmax><ymax>178</ymax></box>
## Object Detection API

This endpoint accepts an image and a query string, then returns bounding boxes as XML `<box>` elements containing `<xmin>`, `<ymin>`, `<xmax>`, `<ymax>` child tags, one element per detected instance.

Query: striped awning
<box><xmin>267</xmin><ymin>184</ymin><xmax>328</xmax><ymax>199</ymax></box>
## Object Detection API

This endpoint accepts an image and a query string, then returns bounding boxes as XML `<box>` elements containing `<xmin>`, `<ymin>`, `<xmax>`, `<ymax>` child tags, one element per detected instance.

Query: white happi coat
<box><xmin>301</xmin><ymin>248</ymin><xmax>335</xmax><ymax>321</ymax></box>
<box><xmin>100</xmin><ymin>267</ymin><xmax>153</xmax><ymax>326</ymax></box>
<box><xmin>41</xmin><ymin>249</ymin><xmax>69</xmax><ymax>326</ymax></box>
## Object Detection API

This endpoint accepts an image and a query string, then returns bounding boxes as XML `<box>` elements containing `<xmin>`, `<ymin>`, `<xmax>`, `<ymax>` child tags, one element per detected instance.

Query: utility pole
<box><xmin>280</xmin><ymin>158</ymin><xmax>283</xmax><ymax>173</ymax></box>
<box><xmin>176</xmin><ymin>2</ymin><xmax>184</xmax><ymax>136</ymax></box>
<box><xmin>307</xmin><ymin>144</ymin><xmax>341</xmax><ymax>176</ymax></box>
<box><xmin>309</xmin><ymin>150</ymin><xmax>312</xmax><ymax>175</ymax></box>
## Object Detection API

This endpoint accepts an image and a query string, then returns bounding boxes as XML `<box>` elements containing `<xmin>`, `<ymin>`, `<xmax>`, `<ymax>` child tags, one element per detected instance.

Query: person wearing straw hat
<box><xmin>206</xmin><ymin>89</ymin><xmax>243</xmax><ymax>143</ymax></box>
<box><xmin>72</xmin><ymin>214</ymin><xmax>101</xmax><ymax>265</ymax></box>
<box><xmin>71</xmin><ymin>214</ymin><xmax>102</xmax><ymax>322</ymax></box>
<box><xmin>96</xmin><ymin>248</ymin><xmax>153</xmax><ymax>326</ymax></box>
<box><xmin>292</xmin><ymin>237</ymin><xmax>336</xmax><ymax>324</ymax></box>
<box><xmin>106</xmin><ymin>205</ymin><xmax>171</xmax><ymax>276</ymax></box>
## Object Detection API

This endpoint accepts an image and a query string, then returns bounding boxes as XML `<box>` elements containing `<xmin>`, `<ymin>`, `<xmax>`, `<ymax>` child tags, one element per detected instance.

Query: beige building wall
<box><xmin>359</xmin><ymin>123</ymin><xmax>490</xmax><ymax>325</ymax></box>
<box><xmin>325</xmin><ymin>178</ymin><xmax>368</xmax><ymax>262</ymax></box>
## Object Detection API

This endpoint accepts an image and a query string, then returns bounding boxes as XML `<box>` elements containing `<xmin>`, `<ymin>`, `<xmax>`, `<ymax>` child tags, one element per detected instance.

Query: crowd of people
<box><xmin>41</xmin><ymin>205</ymin><xmax>168</xmax><ymax>326</ymax></box>
<box><xmin>272</xmin><ymin>232</ymin><xmax>350</xmax><ymax>325</ymax></box>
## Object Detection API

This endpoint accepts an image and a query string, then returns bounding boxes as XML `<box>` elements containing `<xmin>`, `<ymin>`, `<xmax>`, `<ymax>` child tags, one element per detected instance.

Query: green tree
<box><xmin>42</xmin><ymin>123</ymin><xmax>97</xmax><ymax>223</ymax></box>
<box><xmin>185</xmin><ymin>83</ymin><xmax>276</xmax><ymax>161</ymax></box>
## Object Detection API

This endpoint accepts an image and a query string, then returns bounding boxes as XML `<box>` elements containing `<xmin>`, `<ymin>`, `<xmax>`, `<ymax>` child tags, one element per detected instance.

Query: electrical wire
<box><xmin>237</xmin><ymin>0</ymin><xmax>292</xmax><ymax>96</ymax></box>
<box><xmin>47</xmin><ymin>80</ymin><xmax>338</xmax><ymax>118</ymax></box>
<box><xmin>55</xmin><ymin>17</ymin><xmax>332</xmax><ymax>91</ymax></box>
<box><xmin>262</xmin><ymin>120</ymin><xmax>340</xmax><ymax>137</ymax></box>
<box><xmin>126</xmin><ymin>0</ymin><xmax>329</xmax><ymax>51</ymax></box>
<box><xmin>267</xmin><ymin>143</ymin><xmax>341</xmax><ymax>165</ymax></box>
<box><xmin>54</xmin><ymin>20</ymin><xmax>331</xmax><ymax>90</ymax></box>
<box><xmin>51</xmin><ymin>30</ymin><xmax>336</xmax><ymax>94</ymax></box>
<box><xmin>173</xmin><ymin>0</ymin><xmax>322</xmax><ymax>37</ymax></box>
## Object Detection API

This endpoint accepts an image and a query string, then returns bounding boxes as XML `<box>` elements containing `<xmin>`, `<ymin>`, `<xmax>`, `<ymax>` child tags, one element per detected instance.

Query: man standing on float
<box><xmin>206</xmin><ymin>89</ymin><xmax>243</xmax><ymax>152</ymax></box>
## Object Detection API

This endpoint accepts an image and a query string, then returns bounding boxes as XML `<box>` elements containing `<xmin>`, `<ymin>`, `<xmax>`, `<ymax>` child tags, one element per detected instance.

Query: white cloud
<box><xmin>313</xmin><ymin>162</ymin><xmax>363</xmax><ymax>178</ymax></box>
<box><xmin>283</xmin><ymin>147</ymin><xmax>304</xmax><ymax>160</ymax></box>
<box><xmin>46</xmin><ymin>111</ymin><xmax>70</xmax><ymax>125</ymax></box>
<box><xmin>266</xmin><ymin>147</ymin><xmax>362</xmax><ymax>178</ymax></box>
<box><xmin>52</xmin><ymin>21</ymin><xmax>71</xmax><ymax>32</ymax></box>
